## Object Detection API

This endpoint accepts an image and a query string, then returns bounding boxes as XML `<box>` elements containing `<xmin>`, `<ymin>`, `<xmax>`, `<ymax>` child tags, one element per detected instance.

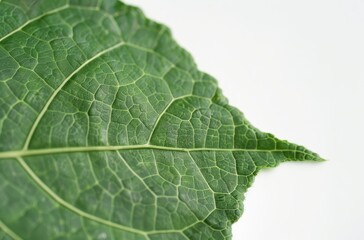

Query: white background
<box><xmin>126</xmin><ymin>1</ymin><xmax>364</xmax><ymax>239</ymax></box>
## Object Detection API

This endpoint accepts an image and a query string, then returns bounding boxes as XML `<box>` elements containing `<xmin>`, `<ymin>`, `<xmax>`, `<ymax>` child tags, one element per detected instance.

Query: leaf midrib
<box><xmin>0</xmin><ymin>144</ymin><xmax>314</xmax><ymax>159</ymax></box>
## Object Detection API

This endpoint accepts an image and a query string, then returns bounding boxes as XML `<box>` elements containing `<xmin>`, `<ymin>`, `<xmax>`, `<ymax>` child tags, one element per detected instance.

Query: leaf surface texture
<box><xmin>0</xmin><ymin>1</ymin><xmax>322</xmax><ymax>239</ymax></box>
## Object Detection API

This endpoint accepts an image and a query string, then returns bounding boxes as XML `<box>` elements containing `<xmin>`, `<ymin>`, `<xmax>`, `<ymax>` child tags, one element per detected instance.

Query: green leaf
<box><xmin>0</xmin><ymin>1</ymin><xmax>323</xmax><ymax>239</ymax></box>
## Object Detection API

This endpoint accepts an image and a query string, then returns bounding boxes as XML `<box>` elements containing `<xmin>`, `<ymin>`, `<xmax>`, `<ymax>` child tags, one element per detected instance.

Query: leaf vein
<box><xmin>0</xmin><ymin>4</ymin><xmax>69</xmax><ymax>42</ymax></box>
<box><xmin>23</xmin><ymin>41</ymin><xmax>125</xmax><ymax>150</ymax></box>
<box><xmin>0</xmin><ymin>220</ymin><xmax>22</xmax><ymax>240</ymax></box>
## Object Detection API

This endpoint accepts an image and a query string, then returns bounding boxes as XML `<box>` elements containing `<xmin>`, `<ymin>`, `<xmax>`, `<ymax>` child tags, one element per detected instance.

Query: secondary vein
<box><xmin>23</xmin><ymin>41</ymin><xmax>125</xmax><ymax>150</ymax></box>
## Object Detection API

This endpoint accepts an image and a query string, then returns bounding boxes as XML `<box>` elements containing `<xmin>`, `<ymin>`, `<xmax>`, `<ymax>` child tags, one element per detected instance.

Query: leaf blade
<box><xmin>0</xmin><ymin>1</ymin><xmax>323</xmax><ymax>239</ymax></box>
